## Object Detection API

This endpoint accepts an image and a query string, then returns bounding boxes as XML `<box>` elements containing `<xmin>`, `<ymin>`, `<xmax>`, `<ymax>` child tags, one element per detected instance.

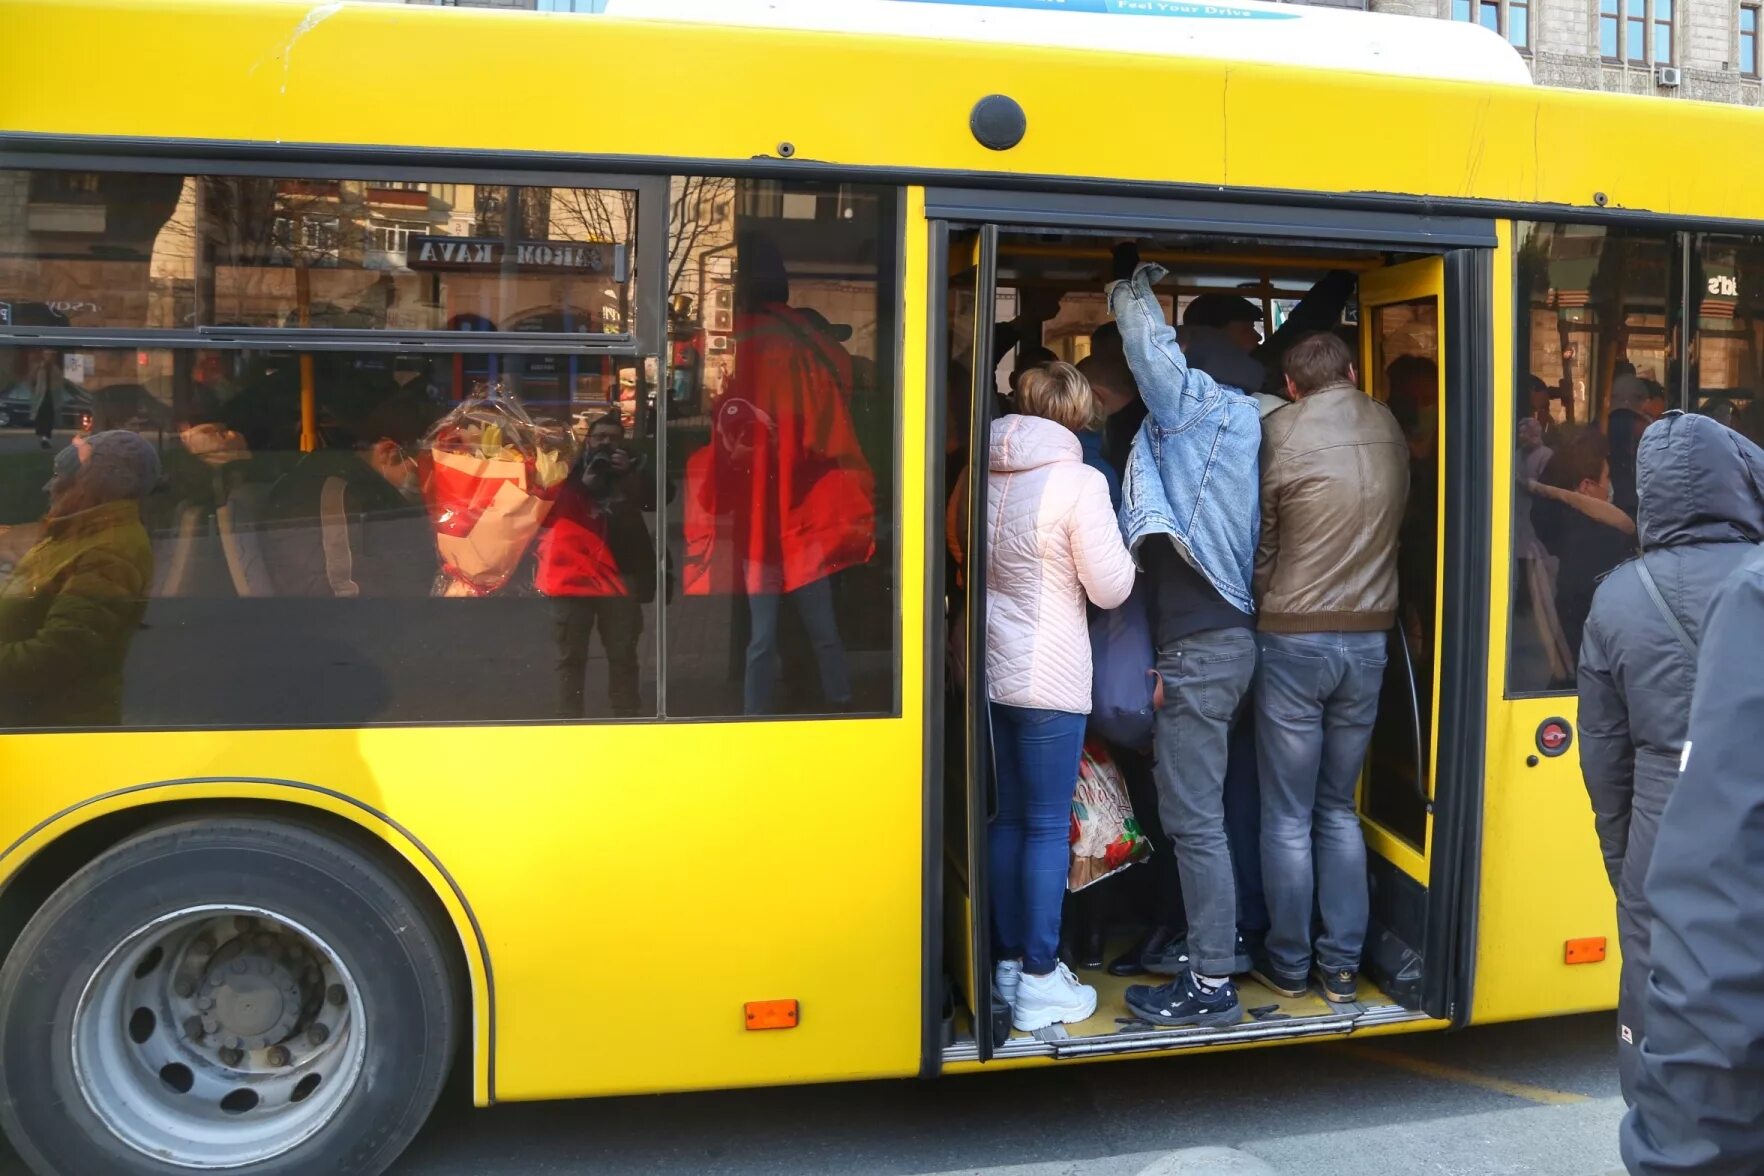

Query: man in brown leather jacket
<box><xmin>1247</xmin><ymin>332</ymin><xmax>1409</xmax><ymax>1005</ymax></box>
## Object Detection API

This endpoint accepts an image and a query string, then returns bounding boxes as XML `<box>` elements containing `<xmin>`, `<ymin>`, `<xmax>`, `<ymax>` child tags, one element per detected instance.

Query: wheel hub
<box><xmin>71</xmin><ymin>905</ymin><xmax>367</xmax><ymax>1169</ymax></box>
<box><xmin>199</xmin><ymin>935</ymin><xmax>307</xmax><ymax>1049</ymax></box>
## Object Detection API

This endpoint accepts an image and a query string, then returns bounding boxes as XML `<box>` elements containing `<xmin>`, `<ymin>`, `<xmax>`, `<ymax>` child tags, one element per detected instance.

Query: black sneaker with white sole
<box><xmin>1143</xmin><ymin>932</ymin><xmax>1253</xmax><ymax>978</ymax></box>
<box><xmin>1124</xmin><ymin>972</ymin><xmax>1242</xmax><ymax>1028</ymax></box>
<box><xmin>1248</xmin><ymin>956</ymin><xmax>1310</xmax><ymax>999</ymax></box>
<box><xmin>1314</xmin><ymin>965</ymin><xmax>1358</xmax><ymax>1004</ymax></box>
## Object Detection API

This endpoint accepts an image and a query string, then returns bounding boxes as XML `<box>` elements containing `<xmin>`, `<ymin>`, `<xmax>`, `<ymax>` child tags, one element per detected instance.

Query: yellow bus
<box><xmin>2</xmin><ymin>0</ymin><xmax>1757</xmax><ymax>1171</ymax></box>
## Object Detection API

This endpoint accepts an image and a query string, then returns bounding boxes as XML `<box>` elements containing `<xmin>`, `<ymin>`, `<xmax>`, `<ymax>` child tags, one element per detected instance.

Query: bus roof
<box><xmin>593</xmin><ymin>0</ymin><xmax>1534</xmax><ymax>88</ymax></box>
<box><xmin>4</xmin><ymin>0</ymin><xmax>1764</xmax><ymax>225</ymax></box>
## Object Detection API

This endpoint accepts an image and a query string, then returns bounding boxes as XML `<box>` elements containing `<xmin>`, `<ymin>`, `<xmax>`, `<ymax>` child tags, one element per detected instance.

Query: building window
<box><xmin>1602</xmin><ymin>0</ymin><xmax>1672</xmax><ymax>63</ymax></box>
<box><xmin>1453</xmin><ymin>0</ymin><xmax>1529</xmax><ymax>48</ymax></box>
<box><xmin>1743</xmin><ymin>3</ymin><xmax>1759</xmax><ymax>77</ymax></box>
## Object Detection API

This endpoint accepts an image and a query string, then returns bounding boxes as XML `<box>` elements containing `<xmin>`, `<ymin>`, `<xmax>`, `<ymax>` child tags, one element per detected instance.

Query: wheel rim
<box><xmin>72</xmin><ymin>904</ymin><xmax>367</xmax><ymax>1169</ymax></box>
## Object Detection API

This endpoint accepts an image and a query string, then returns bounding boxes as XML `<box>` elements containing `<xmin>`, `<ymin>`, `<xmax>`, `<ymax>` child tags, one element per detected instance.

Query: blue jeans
<box><xmin>1224</xmin><ymin>708</ymin><xmax>1269</xmax><ymax>945</ymax></box>
<box><xmin>989</xmin><ymin>703</ymin><xmax>1087</xmax><ymax>976</ymax></box>
<box><xmin>744</xmin><ymin>577</ymin><xmax>851</xmax><ymax>715</ymax></box>
<box><xmin>1255</xmin><ymin>630</ymin><xmax>1388</xmax><ymax>976</ymax></box>
<box><xmin>1152</xmin><ymin>626</ymin><xmax>1257</xmax><ymax>976</ymax></box>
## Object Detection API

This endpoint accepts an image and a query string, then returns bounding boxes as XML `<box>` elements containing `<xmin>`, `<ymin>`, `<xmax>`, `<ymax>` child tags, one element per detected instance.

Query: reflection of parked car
<box><xmin>1</xmin><ymin>382</ymin><xmax>93</xmax><ymax>431</ymax></box>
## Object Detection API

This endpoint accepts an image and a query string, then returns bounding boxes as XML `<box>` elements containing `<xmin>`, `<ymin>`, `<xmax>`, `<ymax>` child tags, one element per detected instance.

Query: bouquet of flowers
<box><xmin>420</xmin><ymin>387</ymin><xmax>576</xmax><ymax>597</ymax></box>
<box><xmin>1068</xmin><ymin>740</ymin><xmax>1152</xmax><ymax>892</ymax></box>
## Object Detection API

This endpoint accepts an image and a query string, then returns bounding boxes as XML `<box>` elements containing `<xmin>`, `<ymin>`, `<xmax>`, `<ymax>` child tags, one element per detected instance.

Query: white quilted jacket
<box><xmin>984</xmin><ymin>415</ymin><xmax>1136</xmax><ymax>714</ymax></box>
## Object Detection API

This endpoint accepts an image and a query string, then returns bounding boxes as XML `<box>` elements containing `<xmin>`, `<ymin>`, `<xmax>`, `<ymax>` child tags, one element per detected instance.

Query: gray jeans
<box><xmin>1254</xmin><ymin>630</ymin><xmax>1388</xmax><ymax>976</ymax></box>
<box><xmin>1152</xmin><ymin>626</ymin><xmax>1257</xmax><ymax>976</ymax></box>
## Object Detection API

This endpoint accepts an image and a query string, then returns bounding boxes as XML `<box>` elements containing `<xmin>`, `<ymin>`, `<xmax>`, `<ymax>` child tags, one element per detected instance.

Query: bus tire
<box><xmin>0</xmin><ymin>815</ymin><xmax>459</xmax><ymax>1176</ymax></box>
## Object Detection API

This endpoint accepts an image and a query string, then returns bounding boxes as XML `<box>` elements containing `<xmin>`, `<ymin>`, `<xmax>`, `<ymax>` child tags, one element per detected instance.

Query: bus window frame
<box><xmin>0</xmin><ymin>158</ymin><xmax>918</xmax><ymax>731</ymax></box>
<box><xmin>1504</xmin><ymin>219</ymin><xmax>1697</xmax><ymax>702</ymax></box>
<box><xmin>0</xmin><ymin>159</ymin><xmax>669</xmax><ymax>355</ymax></box>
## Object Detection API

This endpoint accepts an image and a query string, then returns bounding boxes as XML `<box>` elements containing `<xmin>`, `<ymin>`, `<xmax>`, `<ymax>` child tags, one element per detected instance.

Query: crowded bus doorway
<box><xmin>933</xmin><ymin>216</ymin><xmax>1478</xmax><ymax>1063</ymax></box>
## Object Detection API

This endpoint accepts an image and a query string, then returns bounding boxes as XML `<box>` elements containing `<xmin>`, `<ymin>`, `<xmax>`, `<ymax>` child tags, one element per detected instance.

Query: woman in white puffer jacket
<box><xmin>985</xmin><ymin>362</ymin><xmax>1136</xmax><ymax>1031</ymax></box>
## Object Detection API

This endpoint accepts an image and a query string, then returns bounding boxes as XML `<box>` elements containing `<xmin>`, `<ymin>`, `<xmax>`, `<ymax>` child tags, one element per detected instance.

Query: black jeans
<box><xmin>552</xmin><ymin>595</ymin><xmax>643</xmax><ymax>718</ymax></box>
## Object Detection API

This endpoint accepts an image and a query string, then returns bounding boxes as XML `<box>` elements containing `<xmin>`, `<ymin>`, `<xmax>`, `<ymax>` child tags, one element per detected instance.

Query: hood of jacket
<box><xmin>1178</xmin><ymin>324</ymin><xmax>1267</xmax><ymax>394</ymax></box>
<box><xmin>1637</xmin><ymin>411</ymin><xmax>1764</xmax><ymax>551</ymax></box>
<box><xmin>990</xmin><ymin>413</ymin><xmax>1080</xmax><ymax>474</ymax></box>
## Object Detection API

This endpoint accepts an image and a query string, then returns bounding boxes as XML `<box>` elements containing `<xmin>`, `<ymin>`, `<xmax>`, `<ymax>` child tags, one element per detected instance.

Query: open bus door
<box><xmin>1354</xmin><ymin>256</ymin><xmax>1460</xmax><ymax>1018</ymax></box>
<box><xmin>939</xmin><ymin>225</ymin><xmax>1004</xmax><ymax>1059</ymax></box>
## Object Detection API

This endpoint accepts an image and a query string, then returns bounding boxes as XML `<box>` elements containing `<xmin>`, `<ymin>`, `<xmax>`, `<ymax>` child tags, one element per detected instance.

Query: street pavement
<box><xmin>388</xmin><ymin>1011</ymin><xmax>1625</xmax><ymax>1176</ymax></box>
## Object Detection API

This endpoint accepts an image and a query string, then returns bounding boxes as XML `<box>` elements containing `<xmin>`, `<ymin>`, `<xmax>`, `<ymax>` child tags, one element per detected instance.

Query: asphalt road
<box><xmin>388</xmin><ymin>1012</ymin><xmax>1624</xmax><ymax>1176</ymax></box>
<box><xmin>0</xmin><ymin>1011</ymin><xmax>1626</xmax><ymax>1175</ymax></box>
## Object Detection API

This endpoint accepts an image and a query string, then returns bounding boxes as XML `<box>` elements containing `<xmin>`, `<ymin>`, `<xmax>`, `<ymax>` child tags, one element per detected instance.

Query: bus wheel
<box><xmin>0</xmin><ymin>816</ymin><xmax>459</xmax><ymax>1176</ymax></box>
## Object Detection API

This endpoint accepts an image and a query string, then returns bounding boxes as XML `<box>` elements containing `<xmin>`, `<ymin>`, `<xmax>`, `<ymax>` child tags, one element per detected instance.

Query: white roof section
<box><xmin>589</xmin><ymin>0</ymin><xmax>1534</xmax><ymax>87</ymax></box>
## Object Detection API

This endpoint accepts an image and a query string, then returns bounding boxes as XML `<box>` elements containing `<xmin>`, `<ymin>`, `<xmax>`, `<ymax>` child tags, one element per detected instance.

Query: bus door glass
<box><xmin>1356</xmin><ymin>256</ymin><xmax>1444</xmax><ymax>1006</ymax></box>
<box><xmin>939</xmin><ymin>225</ymin><xmax>1003</xmax><ymax>1059</ymax></box>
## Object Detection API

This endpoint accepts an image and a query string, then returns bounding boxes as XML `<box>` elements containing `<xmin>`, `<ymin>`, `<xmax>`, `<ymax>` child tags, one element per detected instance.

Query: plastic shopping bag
<box><xmin>1068</xmin><ymin>740</ymin><xmax>1151</xmax><ymax>892</ymax></box>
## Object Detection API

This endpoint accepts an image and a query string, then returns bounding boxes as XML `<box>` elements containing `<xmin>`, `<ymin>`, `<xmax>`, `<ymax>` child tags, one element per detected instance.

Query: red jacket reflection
<box><xmin>684</xmin><ymin>304</ymin><xmax>876</xmax><ymax>596</ymax></box>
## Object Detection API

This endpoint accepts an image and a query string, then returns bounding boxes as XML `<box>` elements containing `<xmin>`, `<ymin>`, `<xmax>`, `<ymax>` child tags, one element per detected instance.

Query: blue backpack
<box><xmin>1089</xmin><ymin>576</ymin><xmax>1160</xmax><ymax>751</ymax></box>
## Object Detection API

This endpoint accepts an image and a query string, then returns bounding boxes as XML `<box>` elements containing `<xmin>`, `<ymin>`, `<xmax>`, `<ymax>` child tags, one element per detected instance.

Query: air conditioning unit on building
<box><xmin>1656</xmin><ymin>65</ymin><xmax>1682</xmax><ymax>87</ymax></box>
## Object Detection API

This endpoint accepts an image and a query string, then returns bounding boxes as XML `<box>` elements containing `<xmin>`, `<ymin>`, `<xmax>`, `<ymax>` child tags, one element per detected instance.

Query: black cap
<box><xmin>1183</xmin><ymin>294</ymin><xmax>1262</xmax><ymax>328</ymax></box>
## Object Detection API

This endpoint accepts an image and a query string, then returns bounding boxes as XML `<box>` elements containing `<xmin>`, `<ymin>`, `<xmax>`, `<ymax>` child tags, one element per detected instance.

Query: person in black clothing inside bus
<box><xmin>259</xmin><ymin>390</ymin><xmax>437</xmax><ymax>599</ymax></box>
<box><xmin>1528</xmin><ymin>426</ymin><xmax>1638</xmax><ymax>663</ymax></box>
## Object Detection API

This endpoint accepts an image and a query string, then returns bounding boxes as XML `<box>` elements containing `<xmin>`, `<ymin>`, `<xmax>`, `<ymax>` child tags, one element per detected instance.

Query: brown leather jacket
<box><xmin>1254</xmin><ymin>382</ymin><xmax>1410</xmax><ymax>633</ymax></box>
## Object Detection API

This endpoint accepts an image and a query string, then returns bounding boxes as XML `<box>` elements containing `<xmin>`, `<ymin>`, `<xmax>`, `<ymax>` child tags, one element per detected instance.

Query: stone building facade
<box><xmin>1372</xmin><ymin>0</ymin><xmax>1761</xmax><ymax>103</ymax></box>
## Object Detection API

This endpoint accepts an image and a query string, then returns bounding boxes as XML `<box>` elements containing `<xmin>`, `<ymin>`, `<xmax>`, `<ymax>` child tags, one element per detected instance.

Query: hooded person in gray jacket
<box><xmin>1621</xmin><ymin>543</ymin><xmax>1764</xmax><ymax>1175</ymax></box>
<box><xmin>1576</xmin><ymin>410</ymin><xmax>1764</xmax><ymax>1105</ymax></box>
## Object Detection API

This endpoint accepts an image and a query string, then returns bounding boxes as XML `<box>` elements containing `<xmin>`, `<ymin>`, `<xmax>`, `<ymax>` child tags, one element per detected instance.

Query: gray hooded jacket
<box><xmin>1577</xmin><ymin>411</ymin><xmax>1764</xmax><ymax>1102</ymax></box>
<box><xmin>1622</xmin><ymin>545</ymin><xmax>1764</xmax><ymax>1174</ymax></box>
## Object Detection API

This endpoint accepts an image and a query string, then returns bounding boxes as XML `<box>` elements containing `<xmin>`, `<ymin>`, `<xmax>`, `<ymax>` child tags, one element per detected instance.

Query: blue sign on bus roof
<box><xmin>886</xmin><ymin>0</ymin><xmax>1299</xmax><ymax>19</ymax></box>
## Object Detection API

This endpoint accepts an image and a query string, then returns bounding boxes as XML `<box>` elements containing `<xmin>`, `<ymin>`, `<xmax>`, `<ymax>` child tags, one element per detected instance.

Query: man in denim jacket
<box><xmin>1108</xmin><ymin>246</ymin><xmax>1263</xmax><ymax>1029</ymax></box>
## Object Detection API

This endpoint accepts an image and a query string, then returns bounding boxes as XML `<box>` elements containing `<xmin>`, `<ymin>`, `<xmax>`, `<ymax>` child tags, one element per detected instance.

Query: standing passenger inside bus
<box><xmin>1251</xmin><ymin>333</ymin><xmax>1408</xmax><ymax>1005</ymax></box>
<box><xmin>984</xmin><ymin>363</ymin><xmax>1134</xmax><ymax>1031</ymax></box>
<box><xmin>1103</xmin><ymin>245</ymin><xmax>1263</xmax><ymax>1030</ymax></box>
<box><xmin>1607</xmin><ymin>365</ymin><xmax>1650</xmax><ymax>519</ymax></box>
<box><xmin>1576</xmin><ymin>412</ymin><xmax>1764</xmax><ymax>1105</ymax></box>
<box><xmin>1526</xmin><ymin>427</ymin><xmax>1637</xmax><ymax>659</ymax></box>
<box><xmin>259</xmin><ymin>394</ymin><xmax>435</xmax><ymax>599</ymax></box>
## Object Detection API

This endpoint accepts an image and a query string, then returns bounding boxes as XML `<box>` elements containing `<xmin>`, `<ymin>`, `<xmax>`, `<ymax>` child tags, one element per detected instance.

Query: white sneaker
<box><xmin>993</xmin><ymin>958</ymin><xmax>1023</xmax><ymax>1009</ymax></box>
<box><xmin>1011</xmin><ymin>962</ymin><xmax>1098</xmax><ymax>1031</ymax></box>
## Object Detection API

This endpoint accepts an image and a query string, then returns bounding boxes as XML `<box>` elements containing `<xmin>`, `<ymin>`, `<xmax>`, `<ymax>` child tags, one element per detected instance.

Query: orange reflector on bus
<box><xmin>1565</xmin><ymin>937</ymin><xmax>1608</xmax><ymax>964</ymax></box>
<box><xmin>744</xmin><ymin>1000</ymin><xmax>799</xmax><ymax>1030</ymax></box>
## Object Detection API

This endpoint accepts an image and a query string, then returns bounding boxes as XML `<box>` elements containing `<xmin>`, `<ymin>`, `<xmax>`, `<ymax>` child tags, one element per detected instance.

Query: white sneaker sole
<box><xmin>1011</xmin><ymin>988</ymin><xmax>1098</xmax><ymax>1032</ymax></box>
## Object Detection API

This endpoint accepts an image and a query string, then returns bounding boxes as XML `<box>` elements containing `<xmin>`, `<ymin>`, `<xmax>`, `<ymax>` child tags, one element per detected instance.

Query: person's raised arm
<box><xmin>1105</xmin><ymin>243</ymin><xmax>1216</xmax><ymax>432</ymax></box>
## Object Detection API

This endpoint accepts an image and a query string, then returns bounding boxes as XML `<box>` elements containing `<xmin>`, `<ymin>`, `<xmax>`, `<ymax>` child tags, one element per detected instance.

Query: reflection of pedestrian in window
<box><xmin>682</xmin><ymin>233</ymin><xmax>876</xmax><ymax>715</ymax></box>
<box><xmin>0</xmin><ymin>431</ymin><xmax>159</xmax><ymax>727</ymax></box>
<box><xmin>537</xmin><ymin>413</ymin><xmax>655</xmax><ymax>719</ymax></box>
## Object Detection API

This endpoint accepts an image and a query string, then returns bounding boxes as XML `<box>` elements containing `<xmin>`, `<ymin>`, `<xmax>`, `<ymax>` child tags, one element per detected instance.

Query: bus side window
<box><xmin>662</xmin><ymin>179</ymin><xmax>902</xmax><ymax>721</ymax></box>
<box><xmin>1509</xmin><ymin>223</ymin><xmax>1671</xmax><ymax>694</ymax></box>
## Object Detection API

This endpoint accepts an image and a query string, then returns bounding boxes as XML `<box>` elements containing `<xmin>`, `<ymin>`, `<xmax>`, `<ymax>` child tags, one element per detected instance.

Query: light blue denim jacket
<box><xmin>1110</xmin><ymin>263</ymin><xmax>1262</xmax><ymax>615</ymax></box>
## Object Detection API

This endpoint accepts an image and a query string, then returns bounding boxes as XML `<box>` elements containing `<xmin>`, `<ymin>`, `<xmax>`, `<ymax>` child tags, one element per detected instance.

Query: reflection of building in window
<box><xmin>1519</xmin><ymin>224</ymin><xmax>1672</xmax><ymax>429</ymax></box>
<box><xmin>365</xmin><ymin>221</ymin><xmax>431</xmax><ymax>270</ymax></box>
